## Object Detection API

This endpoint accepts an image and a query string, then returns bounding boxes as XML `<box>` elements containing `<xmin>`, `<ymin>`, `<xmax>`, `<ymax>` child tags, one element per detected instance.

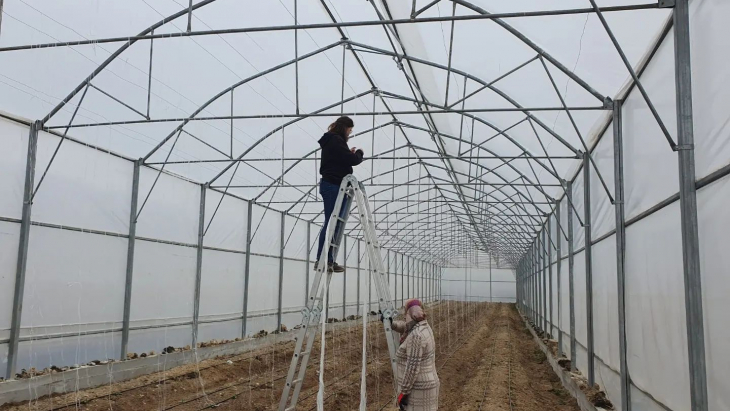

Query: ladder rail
<box><xmin>278</xmin><ymin>183</ymin><xmax>352</xmax><ymax>411</ymax></box>
<box><xmin>352</xmin><ymin>181</ymin><xmax>399</xmax><ymax>392</ymax></box>
<box><xmin>278</xmin><ymin>175</ymin><xmax>399</xmax><ymax>411</ymax></box>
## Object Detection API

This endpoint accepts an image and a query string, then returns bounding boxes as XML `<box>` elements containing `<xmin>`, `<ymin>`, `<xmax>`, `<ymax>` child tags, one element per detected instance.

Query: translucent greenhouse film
<box><xmin>0</xmin><ymin>0</ymin><xmax>728</xmax><ymax>410</ymax></box>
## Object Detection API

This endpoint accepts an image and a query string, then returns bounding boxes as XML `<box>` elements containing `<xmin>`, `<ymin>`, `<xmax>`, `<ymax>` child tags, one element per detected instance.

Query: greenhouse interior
<box><xmin>0</xmin><ymin>0</ymin><xmax>727</xmax><ymax>410</ymax></box>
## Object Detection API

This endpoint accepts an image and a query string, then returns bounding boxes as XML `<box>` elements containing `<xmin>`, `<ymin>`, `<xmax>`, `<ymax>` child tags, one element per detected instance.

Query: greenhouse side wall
<box><xmin>0</xmin><ymin>116</ymin><xmax>438</xmax><ymax>378</ymax></box>
<box><xmin>518</xmin><ymin>1</ymin><xmax>730</xmax><ymax>410</ymax></box>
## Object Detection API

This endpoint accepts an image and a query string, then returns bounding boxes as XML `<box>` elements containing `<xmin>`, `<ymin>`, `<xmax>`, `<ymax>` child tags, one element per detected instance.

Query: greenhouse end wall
<box><xmin>0</xmin><ymin>116</ymin><xmax>438</xmax><ymax>377</ymax></box>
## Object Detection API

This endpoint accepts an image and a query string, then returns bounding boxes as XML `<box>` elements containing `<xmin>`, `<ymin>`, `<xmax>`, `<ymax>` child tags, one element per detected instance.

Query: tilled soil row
<box><xmin>2</xmin><ymin>301</ymin><xmax>463</xmax><ymax>411</ymax></box>
<box><xmin>2</xmin><ymin>303</ymin><xmax>581</xmax><ymax>411</ymax></box>
<box><xmin>446</xmin><ymin>304</ymin><xmax>581</xmax><ymax>411</ymax></box>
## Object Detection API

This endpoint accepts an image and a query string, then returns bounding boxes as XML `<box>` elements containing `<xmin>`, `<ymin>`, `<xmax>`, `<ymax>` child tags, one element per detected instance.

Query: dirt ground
<box><xmin>2</xmin><ymin>302</ymin><xmax>580</xmax><ymax>411</ymax></box>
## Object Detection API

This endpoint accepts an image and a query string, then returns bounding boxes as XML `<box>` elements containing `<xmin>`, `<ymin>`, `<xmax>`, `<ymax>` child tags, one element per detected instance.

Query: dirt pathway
<box><xmin>444</xmin><ymin>304</ymin><xmax>580</xmax><ymax>411</ymax></box>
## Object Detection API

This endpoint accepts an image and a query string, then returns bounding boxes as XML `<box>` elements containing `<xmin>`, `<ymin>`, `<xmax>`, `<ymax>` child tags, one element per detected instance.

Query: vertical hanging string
<box><xmin>317</xmin><ymin>278</ymin><xmax>329</xmax><ymax>411</ymax></box>
<box><xmin>358</xmin><ymin>289</ymin><xmax>369</xmax><ymax>410</ymax></box>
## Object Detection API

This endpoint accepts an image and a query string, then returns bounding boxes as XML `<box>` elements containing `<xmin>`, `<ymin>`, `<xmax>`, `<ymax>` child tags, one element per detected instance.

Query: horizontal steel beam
<box><xmin>268</xmin><ymin>199</ymin><xmax>552</xmax><ymax>204</ymax></box>
<box><xmin>47</xmin><ymin>106</ymin><xmax>607</xmax><ymax>129</ymax></box>
<box><xmin>211</xmin><ymin>182</ymin><xmax>561</xmax><ymax>189</ymax></box>
<box><xmin>0</xmin><ymin>3</ymin><xmax>660</xmax><ymax>53</ymax></box>
<box><xmin>149</xmin><ymin>154</ymin><xmax>579</xmax><ymax>165</ymax></box>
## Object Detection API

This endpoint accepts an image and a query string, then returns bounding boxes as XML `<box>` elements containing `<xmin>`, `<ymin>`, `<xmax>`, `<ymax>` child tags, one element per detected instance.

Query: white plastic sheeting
<box><xmin>518</xmin><ymin>1</ymin><xmax>730</xmax><ymax>409</ymax></box>
<box><xmin>0</xmin><ymin>119</ymin><xmax>436</xmax><ymax>378</ymax></box>
<box><xmin>0</xmin><ymin>0</ymin><xmax>728</xmax><ymax>409</ymax></box>
<box><xmin>441</xmin><ymin>263</ymin><xmax>516</xmax><ymax>303</ymax></box>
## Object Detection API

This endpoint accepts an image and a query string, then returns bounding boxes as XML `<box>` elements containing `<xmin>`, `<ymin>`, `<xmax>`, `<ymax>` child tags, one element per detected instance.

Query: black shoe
<box><xmin>330</xmin><ymin>263</ymin><xmax>345</xmax><ymax>273</ymax></box>
<box><xmin>314</xmin><ymin>261</ymin><xmax>334</xmax><ymax>273</ymax></box>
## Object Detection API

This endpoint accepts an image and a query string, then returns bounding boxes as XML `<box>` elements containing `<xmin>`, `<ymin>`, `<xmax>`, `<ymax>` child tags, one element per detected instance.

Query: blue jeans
<box><xmin>316</xmin><ymin>180</ymin><xmax>347</xmax><ymax>264</ymax></box>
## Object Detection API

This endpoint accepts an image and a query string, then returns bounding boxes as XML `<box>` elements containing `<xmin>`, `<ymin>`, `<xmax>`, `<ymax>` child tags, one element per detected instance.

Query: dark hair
<box><xmin>328</xmin><ymin>116</ymin><xmax>354</xmax><ymax>139</ymax></box>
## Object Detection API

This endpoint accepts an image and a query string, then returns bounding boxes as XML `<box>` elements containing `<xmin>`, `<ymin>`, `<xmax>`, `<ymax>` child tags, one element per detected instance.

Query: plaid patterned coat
<box><xmin>392</xmin><ymin>320</ymin><xmax>440</xmax><ymax>411</ymax></box>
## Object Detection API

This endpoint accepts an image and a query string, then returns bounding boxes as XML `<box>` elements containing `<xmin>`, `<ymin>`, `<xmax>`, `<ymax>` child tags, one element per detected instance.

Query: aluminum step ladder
<box><xmin>278</xmin><ymin>174</ymin><xmax>399</xmax><ymax>411</ymax></box>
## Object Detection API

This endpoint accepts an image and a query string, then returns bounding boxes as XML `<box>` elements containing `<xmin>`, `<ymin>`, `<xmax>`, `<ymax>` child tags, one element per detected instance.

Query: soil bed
<box><xmin>1</xmin><ymin>302</ymin><xmax>581</xmax><ymax>411</ymax></box>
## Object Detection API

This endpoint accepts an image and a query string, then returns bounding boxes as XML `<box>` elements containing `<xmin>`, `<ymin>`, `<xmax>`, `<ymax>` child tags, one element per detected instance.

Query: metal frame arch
<box><xmin>41</xmin><ymin>0</ymin><xmax>222</xmax><ymax>125</ymax></box>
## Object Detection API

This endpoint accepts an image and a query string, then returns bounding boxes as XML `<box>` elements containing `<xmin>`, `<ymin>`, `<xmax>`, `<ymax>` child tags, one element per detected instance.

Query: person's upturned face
<box><xmin>345</xmin><ymin>127</ymin><xmax>353</xmax><ymax>137</ymax></box>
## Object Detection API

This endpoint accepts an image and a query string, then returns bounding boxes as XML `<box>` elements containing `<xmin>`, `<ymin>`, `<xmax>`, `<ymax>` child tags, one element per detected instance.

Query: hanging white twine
<box><xmin>316</xmin><ymin>277</ymin><xmax>328</xmax><ymax>411</ymax></box>
<box><xmin>358</xmin><ymin>294</ymin><xmax>369</xmax><ymax>410</ymax></box>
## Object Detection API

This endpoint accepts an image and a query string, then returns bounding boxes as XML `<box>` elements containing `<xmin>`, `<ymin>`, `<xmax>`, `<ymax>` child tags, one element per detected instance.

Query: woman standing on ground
<box><xmin>314</xmin><ymin>116</ymin><xmax>364</xmax><ymax>273</ymax></box>
<box><xmin>392</xmin><ymin>299</ymin><xmax>440</xmax><ymax>411</ymax></box>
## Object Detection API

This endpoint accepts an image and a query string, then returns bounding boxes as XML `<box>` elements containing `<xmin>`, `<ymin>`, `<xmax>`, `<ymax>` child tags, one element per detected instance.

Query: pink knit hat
<box><xmin>405</xmin><ymin>299</ymin><xmax>422</xmax><ymax>311</ymax></box>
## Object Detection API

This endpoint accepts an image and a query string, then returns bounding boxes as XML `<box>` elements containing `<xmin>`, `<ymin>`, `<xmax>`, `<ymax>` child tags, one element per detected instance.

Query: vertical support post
<box><xmin>527</xmin><ymin>246</ymin><xmax>532</xmax><ymax>321</ymax></box>
<box><xmin>568</xmin><ymin>181</ymin><xmax>576</xmax><ymax>370</ymax></box>
<box><xmin>527</xmin><ymin>251</ymin><xmax>532</xmax><ymax>319</ymax></box>
<box><xmin>464</xmin><ymin>265</ymin><xmax>468</xmax><ymax>305</ymax></box>
<box><xmin>674</xmin><ymin>2</ymin><xmax>708</xmax><ymax>409</ymax></box>
<box><xmin>426</xmin><ymin>262</ymin><xmax>430</xmax><ymax>302</ymax></box>
<box><xmin>429</xmin><ymin>262</ymin><xmax>432</xmax><ymax>303</ymax></box>
<box><xmin>393</xmin><ymin>251</ymin><xmax>397</xmax><ymax>308</ymax></box>
<box><xmin>387</xmin><ymin>250</ymin><xmax>391</xmax><ymax>300</ymax></box>
<box><xmin>584</xmin><ymin>152</ymin><xmax>595</xmax><ymax>386</ymax></box>
<box><xmin>305</xmin><ymin>222</ymin><xmax>310</xmax><ymax>304</ymax></box>
<box><xmin>294</xmin><ymin>0</ymin><xmax>299</xmax><ymax>115</ymax></box>
<box><xmin>340</xmin><ymin>39</ymin><xmax>347</xmax><ymax>113</ymax></box>
<box><xmin>186</xmin><ymin>0</ymin><xmax>193</xmax><ymax>32</ymax></box>
<box><xmin>444</xmin><ymin>1</ymin><xmax>456</xmax><ymax>106</ymax></box>
<box><xmin>532</xmin><ymin>241</ymin><xmax>542</xmax><ymax>327</ymax></box>
<box><xmin>192</xmin><ymin>184</ymin><xmax>207</xmax><ymax>350</ymax></box>
<box><xmin>529</xmin><ymin>245</ymin><xmax>533</xmax><ymax>320</ymax></box>
<box><xmin>531</xmin><ymin>243</ymin><xmax>536</xmax><ymax>324</ymax></box>
<box><xmin>489</xmin><ymin>250</ymin><xmax>492</xmax><ymax>302</ymax></box>
<box><xmin>523</xmin><ymin>262</ymin><xmax>527</xmax><ymax>310</ymax></box>
<box><xmin>342</xmin><ymin>235</ymin><xmax>347</xmax><ymax>320</ymax></box>
<box><xmin>556</xmin><ymin>200</ymin><xmax>563</xmax><ymax>357</ymax></box>
<box><xmin>542</xmin><ymin>228</ymin><xmax>548</xmax><ymax>333</ymax></box>
<box><xmin>420</xmin><ymin>260</ymin><xmax>423</xmax><ymax>300</ymax></box>
<box><xmin>368</xmin><ymin>243</ymin><xmax>372</xmax><ymax>314</ymax></box>
<box><xmin>0</xmin><ymin>0</ymin><xmax>4</xmax><ymax>38</ymax></box>
<box><xmin>613</xmin><ymin>100</ymin><xmax>631</xmax><ymax>411</ymax></box>
<box><xmin>6</xmin><ymin>120</ymin><xmax>39</xmax><ymax>380</ymax></box>
<box><xmin>242</xmin><ymin>201</ymin><xmax>253</xmax><ymax>338</ymax></box>
<box><xmin>146</xmin><ymin>32</ymin><xmax>154</xmax><ymax>119</ymax></box>
<box><xmin>534</xmin><ymin>243</ymin><xmax>538</xmax><ymax>325</ymax></box>
<box><xmin>277</xmin><ymin>212</ymin><xmax>285</xmax><ymax>331</ymax></box>
<box><xmin>400</xmin><ymin>253</ymin><xmax>404</xmax><ymax>306</ymax></box>
<box><xmin>121</xmin><ymin>160</ymin><xmax>140</xmax><ymax>360</ymax></box>
<box><xmin>516</xmin><ymin>262</ymin><xmax>519</xmax><ymax>310</ymax></box>
<box><xmin>422</xmin><ymin>261</ymin><xmax>425</xmax><ymax>301</ymax></box>
<box><xmin>548</xmin><ymin>215</ymin><xmax>553</xmax><ymax>337</ymax></box>
<box><xmin>357</xmin><ymin>239</ymin><xmax>361</xmax><ymax>316</ymax></box>
<box><xmin>532</xmin><ymin>242</ymin><xmax>537</xmax><ymax>324</ymax></box>
<box><xmin>406</xmin><ymin>255</ymin><xmax>410</xmax><ymax>299</ymax></box>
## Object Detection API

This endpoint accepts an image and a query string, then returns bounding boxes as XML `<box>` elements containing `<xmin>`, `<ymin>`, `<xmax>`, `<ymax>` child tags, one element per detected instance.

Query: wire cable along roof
<box><xmin>0</xmin><ymin>0</ymin><xmax>673</xmax><ymax>266</ymax></box>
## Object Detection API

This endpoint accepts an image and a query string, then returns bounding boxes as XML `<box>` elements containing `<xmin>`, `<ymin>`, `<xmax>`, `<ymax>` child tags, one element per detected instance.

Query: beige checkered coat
<box><xmin>392</xmin><ymin>320</ymin><xmax>440</xmax><ymax>411</ymax></box>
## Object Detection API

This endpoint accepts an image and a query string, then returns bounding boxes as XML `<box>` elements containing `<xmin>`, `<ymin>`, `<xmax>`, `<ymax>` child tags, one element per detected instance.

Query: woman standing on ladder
<box><xmin>391</xmin><ymin>299</ymin><xmax>440</xmax><ymax>411</ymax></box>
<box><xmin>315</xmin><ymin>116</ymin><xmax>364</xmax><ymax>273</ymax></box>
